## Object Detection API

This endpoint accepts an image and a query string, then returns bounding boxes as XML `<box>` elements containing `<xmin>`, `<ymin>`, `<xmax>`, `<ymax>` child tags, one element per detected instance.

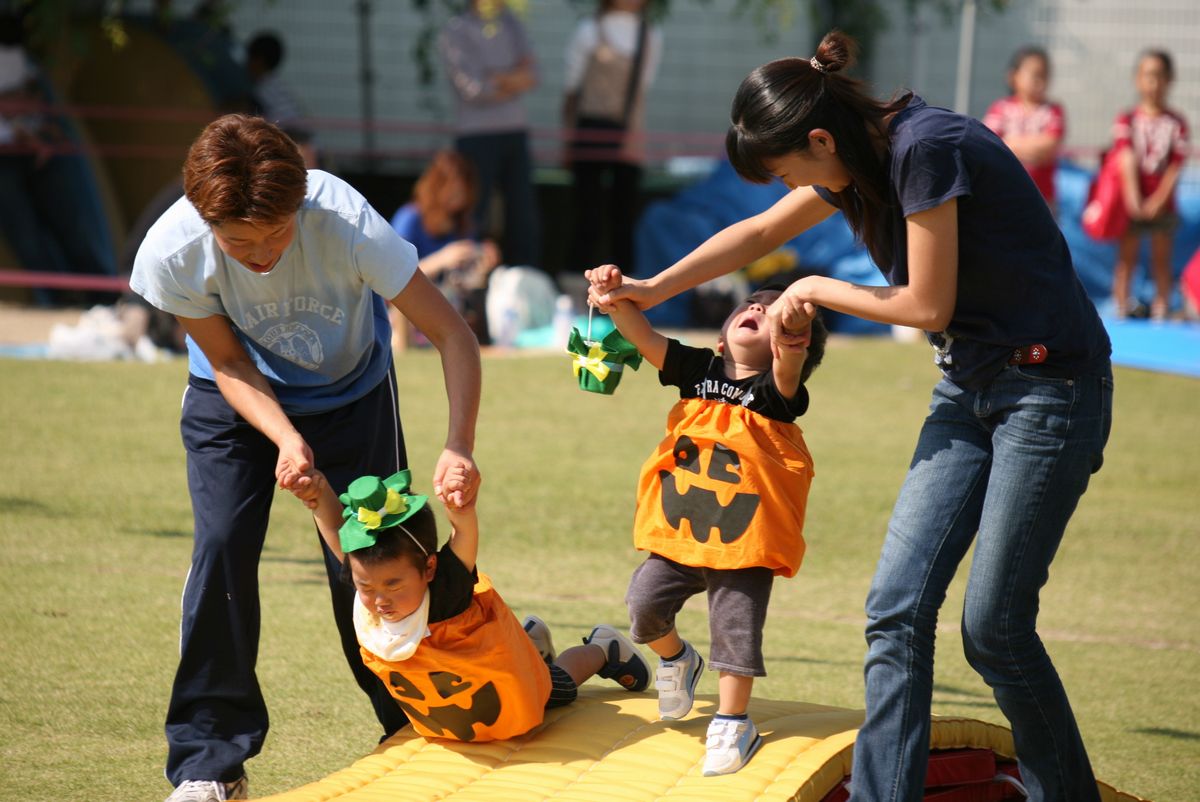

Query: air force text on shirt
<box><xmin>241</xmin><ymin>296</ymin><xmax>347</xmax><ymax>329</ymax></box>
<box><xmin>694</xmin><ymin>378</ymin><xmax>757</xmax><ymax>407</ymax></box>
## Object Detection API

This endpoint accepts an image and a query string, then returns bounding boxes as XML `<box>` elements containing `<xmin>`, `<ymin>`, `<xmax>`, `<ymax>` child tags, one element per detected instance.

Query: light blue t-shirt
<box><xmin>131</xmin><ymin>170</ymin><xmax>417</xmax><ymax>414</ymax></box>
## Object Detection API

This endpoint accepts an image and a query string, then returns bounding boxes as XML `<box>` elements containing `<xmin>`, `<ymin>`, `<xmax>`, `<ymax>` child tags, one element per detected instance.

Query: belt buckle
<box><xmin>1009</xmin><ymin>344</ymin><xmax>1048</xmax><ymax>365</ymax></box>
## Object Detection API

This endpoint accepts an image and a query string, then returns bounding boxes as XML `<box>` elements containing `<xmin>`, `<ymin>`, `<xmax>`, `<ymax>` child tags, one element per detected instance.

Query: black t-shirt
<box><xmin>815</xmin><ymin>96</ymin><xmax>1110</xmax><ymax>390</ymax></box>
<box><xmin>427</xmin><ymin>542</ymin><xmax>478</xmax><ymax>624</ymax></box>
<box><xmin>659</xmin><ymin>339</ymin><xmax>809</xmax><ymax>423</ymax></box>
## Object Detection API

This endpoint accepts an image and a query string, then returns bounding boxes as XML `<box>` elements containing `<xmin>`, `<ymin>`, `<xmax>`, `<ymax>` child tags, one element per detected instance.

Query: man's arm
<box><xmin>175</xmin><ymin>314</ymin><xmax>312</xmax><ymax>485</ymax></box>
<box><xmin>389</xmin><ymin>270</ymin><xmax>482</xmax><ymax>508</ymax></box>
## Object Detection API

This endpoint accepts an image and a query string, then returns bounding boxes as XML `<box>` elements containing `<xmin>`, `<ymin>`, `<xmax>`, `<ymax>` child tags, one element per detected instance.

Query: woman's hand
<box><xmin>586</xmin><ymin>266</ymin><xmax>659</xmax><ymax>312</ymax></box>
<box><xmin>433</xmin><ymin>447</ymin><xmax>480</xmax><ymax>510</ymax></box>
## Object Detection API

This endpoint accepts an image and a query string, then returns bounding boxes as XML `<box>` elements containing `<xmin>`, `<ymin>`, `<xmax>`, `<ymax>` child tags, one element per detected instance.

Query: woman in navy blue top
<box><xmin>591</xmin><ymin>30</ymin><xmax>1112</xmax><ymax>802</ymax></box>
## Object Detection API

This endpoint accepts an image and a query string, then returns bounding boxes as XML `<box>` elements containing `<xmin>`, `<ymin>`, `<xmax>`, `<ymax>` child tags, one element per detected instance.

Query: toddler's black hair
<box><xmin>340</xmin><ymin>503</ymin><xmax>438</xmax><ymax>583</ymax></box>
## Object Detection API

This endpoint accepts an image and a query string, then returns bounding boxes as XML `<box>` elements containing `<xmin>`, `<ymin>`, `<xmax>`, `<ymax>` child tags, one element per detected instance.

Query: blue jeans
<box><xmin>850</xmin><ymin>364</ymin><xmax>1113</xmax><ymax>802</ymax></box>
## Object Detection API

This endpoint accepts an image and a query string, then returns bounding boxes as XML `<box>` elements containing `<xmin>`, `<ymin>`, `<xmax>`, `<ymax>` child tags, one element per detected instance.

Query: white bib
<box><xmin>354</xmin><ymin>589</ymin><xmax>431</xmax><ymax>661</ymax></box>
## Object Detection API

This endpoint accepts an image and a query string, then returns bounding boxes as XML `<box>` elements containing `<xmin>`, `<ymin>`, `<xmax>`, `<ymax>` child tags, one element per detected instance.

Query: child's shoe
<box><xmin>655</xmin><ymin>642</ymin><xmax>704</xmax><ymax>720</ymax></box>
<box><xmin>583</xmin><ymin>625</ymin><xmax>650</xmax><ymax>691</ymax></box>
<box><xmin>702</xmin><ymin>716</ymin><xmax>763</xmax><ymax>776</ymax></box>
<box><xmin>522</xmin><ymin>615</ymin><xmax>556</xmax><ymax>664</ymax></box>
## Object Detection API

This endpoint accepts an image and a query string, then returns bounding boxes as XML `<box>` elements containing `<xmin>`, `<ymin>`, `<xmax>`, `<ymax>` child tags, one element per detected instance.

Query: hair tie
<box><xmin>810</xmin><ymin>55</ymin><xmax>828</xmax><ymax>74</ymax></box>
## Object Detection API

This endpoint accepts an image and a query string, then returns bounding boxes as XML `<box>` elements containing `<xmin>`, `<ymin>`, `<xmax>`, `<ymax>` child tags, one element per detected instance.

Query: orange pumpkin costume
<box><xmin>634</xmin><ymin>396</ymin><xmax>814</xmax><ymax>578</ymax></box>
<box><xmin>359</xmin><ymin>573</ymin><xmax>551</xmax><ymax>742</ymax></box>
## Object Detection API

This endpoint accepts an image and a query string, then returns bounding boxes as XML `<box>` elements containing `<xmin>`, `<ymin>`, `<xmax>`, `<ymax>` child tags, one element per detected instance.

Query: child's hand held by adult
<box><xmin>586</xmin><ymin>266</ymin><xmax>658</xmax><ymax>312</ymax></box>
<box><xmin>274</xmin><ymin>431</ymin><xmax>314</xmax><ymax>490</ymax></box>
<box><xmin>433</xmin><ymin>448</ymin><xmax>480</xmax><ymax>510</ymax></box>
<box><xmin>768</xmin><ymin>291</ymin><xmax>815</xmax><ymax>355</ymax></box>
<box><xmin>288</xmin><ymin>470</ymin><xmax>327</xmax><ymax>511</ymax></box>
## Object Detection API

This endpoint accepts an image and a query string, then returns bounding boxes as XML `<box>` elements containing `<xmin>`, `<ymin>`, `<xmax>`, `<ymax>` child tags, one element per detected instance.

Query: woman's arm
<box><xmin>776</xmin><ymin>199</ymin><xmax>959</xmax><ymax>332</ymax></box>
<box><xmin>593</xmin><ymin>186</ymin><xmax>838</xmax><ymax>310</ymax></box>
<box><xmin>176</xmin><ymin>314</ymin><xmax>313</xmax><ymax>487</ymax></box>
<box><xmin>389</xmin><ymin>271</ymin><xmax>482</xmax><ymax>508</ymax></box>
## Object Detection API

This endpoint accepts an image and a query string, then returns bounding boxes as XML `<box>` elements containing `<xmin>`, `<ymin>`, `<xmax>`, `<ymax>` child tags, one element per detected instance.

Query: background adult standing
<box><xmin>439</xmin><ymin>0</ymin><xmax>541</xmax><ymax>269</ymax></box>
<box><xmin>131</xmin><ymin>115</ymin><xmax>482</xmax><ymax>802</ymax></box>
<box><xmin>563</xmin><ymin>0</ymin><xmax>662</xmax><ymax>274</ymax></box>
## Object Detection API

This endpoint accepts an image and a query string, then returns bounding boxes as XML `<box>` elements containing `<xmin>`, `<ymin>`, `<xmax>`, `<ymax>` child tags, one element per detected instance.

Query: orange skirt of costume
<box><xmin>360</xmin><ymin>573</ymin><xmax>551</xmax><ymax>741</ymax></box>
<box><xmin>634</xmin><ymin>397</ymin><xmax>814</xmax><ymax>577</ymax></box>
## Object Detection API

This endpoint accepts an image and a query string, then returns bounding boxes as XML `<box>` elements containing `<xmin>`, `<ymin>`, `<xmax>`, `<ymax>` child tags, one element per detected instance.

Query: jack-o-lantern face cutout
<box><xmin>388</xmin><ymin>670</ymin><xmax>502</xmax><ymax>741</ymax></box>
<box><xmin>658</xmin><ymin>435</ymin><xmax>759</xmax><ymax>544</ymax></box>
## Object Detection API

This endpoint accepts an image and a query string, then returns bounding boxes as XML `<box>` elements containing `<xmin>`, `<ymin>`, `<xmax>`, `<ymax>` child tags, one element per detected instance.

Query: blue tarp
<box><xmin>634</xmin><ymin>158</ymin><xmax>1200</xmax><ymax>334</ymax></box>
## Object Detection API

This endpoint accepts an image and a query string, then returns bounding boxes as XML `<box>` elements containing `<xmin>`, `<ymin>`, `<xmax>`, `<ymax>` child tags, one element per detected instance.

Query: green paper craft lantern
<box><xmin>566</xmin><ymin>327</ymin><xmax>643</xmax><ymax>395</ymax></box>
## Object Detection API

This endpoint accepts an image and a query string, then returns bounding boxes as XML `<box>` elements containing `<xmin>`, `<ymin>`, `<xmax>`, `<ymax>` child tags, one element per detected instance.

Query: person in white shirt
<box><xmin>132</xmin><ymin>114</ymin><xmax>481</xmax><ymax>802</ymax></box>
<box><xmin>563</xmin><ymin>0</ymin><xmax>663</xmax><ymax>273</ymax></box>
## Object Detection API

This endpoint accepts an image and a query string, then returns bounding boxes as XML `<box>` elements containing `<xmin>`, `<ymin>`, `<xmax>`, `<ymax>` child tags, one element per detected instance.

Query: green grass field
<box><xmin>1</xmin><ymin>337</ymin><xmax>1197</xmax><ymax>801</ymax></box>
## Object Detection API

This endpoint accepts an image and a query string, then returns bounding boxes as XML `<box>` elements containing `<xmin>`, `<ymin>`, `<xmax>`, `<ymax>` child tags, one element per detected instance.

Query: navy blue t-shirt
<box><xmin>815</xmin><ymin>97</ymin><xmax>1110</xmax><ymax>390</ymax></box>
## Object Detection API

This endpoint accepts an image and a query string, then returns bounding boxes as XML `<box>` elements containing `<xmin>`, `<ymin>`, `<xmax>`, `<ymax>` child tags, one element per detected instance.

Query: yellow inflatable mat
<box><xmin>257</xmin><ymin>689</ymin><xmax>1146</xmax><ymax>802</ymax></box>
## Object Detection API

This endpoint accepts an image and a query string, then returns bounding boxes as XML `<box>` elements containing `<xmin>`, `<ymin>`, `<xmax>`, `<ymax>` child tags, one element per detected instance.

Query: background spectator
<box><xmin>1111</xmin><ymin>47</ymin><xmax>1190</xmax><ymax>320</ymax></box>
<box><xmin>439</xmin><ymin>0</ymin><xmax>541</xmax><ymax>269</ymax></box>
<box><xmin>982</xmin><ymin>45</ymin><xmax>1064</xmax><ymax>209</ymax></box>
<box><xmin>245</xmin><ymin>30</ymin><xmax>318</xmax><ymax>167</ymax></box>
<box><xmin>563</xmin><ymin>0</ymin><xmax>662</xmax><ymax>274</ymax></box>
<box><xmin>0</xmin><ymin>10</ymin><xmax>118</xmax><ymax>307</ymax></box>
<box><xmin>389</xmin><ymin>150</ymin><xmax>500</xmax><ymax>347</ymax></box>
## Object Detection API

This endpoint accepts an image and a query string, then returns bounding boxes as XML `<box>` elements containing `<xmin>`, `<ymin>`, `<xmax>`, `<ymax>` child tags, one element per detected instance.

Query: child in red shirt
<box><xmin>1112</xmin><ymin>48</ymin><xmax>1190</xmax><ymax>320</ymax></box>
<box><xmin>982</xmin><ymin>46</ymin><xmax>1065</xmax><ymax>208</ymax></box>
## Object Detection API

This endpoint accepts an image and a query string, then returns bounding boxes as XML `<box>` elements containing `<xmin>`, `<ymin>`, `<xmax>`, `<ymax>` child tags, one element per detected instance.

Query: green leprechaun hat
<box><xmin>566</xmin><ymin>327</ymin><xmax>643</xmax><ymax>395</ymax></box>
<box><xmin>337</xmin><ymin>470</ymin><xmax>429</xmax><ymax>553</ymax></box>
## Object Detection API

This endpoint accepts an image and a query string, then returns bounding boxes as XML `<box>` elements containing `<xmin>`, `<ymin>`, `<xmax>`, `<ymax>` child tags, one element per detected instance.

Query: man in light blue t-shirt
<box><xmin>132</xmin><ymin>114</ymin><xmax>482</xmax><ymax>802</ymax></box>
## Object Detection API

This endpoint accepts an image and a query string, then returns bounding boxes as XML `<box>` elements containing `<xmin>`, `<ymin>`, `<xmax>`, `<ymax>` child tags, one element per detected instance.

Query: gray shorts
<box><xmin>625</xmin><ymin>553</ymin><xmax>774</xmax><ymax>677</ymax></box>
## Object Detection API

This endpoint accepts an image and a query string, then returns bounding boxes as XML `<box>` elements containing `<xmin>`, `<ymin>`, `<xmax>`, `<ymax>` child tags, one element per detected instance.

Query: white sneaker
<box><xmin>702</xmin><ymin>717</ymin><xmax>762</xmax><ymax>776</ymax></box>
<box><xmin>522</xmin><ymin>615</ymin><xmax>556</xmax><ymax>663</ymax></box>
<box><xmin>165</xmin><ymin>777</ymin><xmax>248</xmax><ymax>802</ymax></box>
<box><xmin>654</xmin><ymin>643</ymin><xmax>704</xmax><ymax>720</ymax></box>
<box><xmin>583</xmin><ymin>625</ymin><xmax>651</xmax><ymax>691</ymax></box>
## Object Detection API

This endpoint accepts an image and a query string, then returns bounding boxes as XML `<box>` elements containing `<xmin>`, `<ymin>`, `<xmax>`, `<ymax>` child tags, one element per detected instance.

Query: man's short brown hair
<box><xmin>183</xmin><ymin>114</ymin><xmax>307</xmax><ymax>225</ymax></box>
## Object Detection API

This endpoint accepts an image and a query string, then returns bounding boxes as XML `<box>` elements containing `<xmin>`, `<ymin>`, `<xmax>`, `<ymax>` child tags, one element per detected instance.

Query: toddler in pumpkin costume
<box><xmin>287</xmin><ymin>466</ymin><xmax>651</xmax><ymax>742</ymax></box>
<box><xmin>589</xmin><ymin>266</ymin><xmax>826</xmax><ymax>776</ymax></box>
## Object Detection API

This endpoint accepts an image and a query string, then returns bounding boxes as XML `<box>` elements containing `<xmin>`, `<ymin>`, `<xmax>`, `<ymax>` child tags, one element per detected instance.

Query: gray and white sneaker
<box><xmin>702</xmin><ymin>716</ymin><xmax>763</xmax><ymax>776</ymax></box>
<box><xmin>655</xmin><ymin>643</ymin><xmax>704</xmax><ymax>720</ymax></box>
<box><xmin>522</xmin><ymin>615</ymin><xmax>557</xmax><ymax>664</ymax></box>
<box><xmin>165</xmin><ymin>777</ymin><xmax>248</xmax><ymax>802</ymax></box>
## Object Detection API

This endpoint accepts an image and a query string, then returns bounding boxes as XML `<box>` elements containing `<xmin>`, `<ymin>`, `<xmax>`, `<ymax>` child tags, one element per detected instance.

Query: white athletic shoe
<box><xmin>702</xmin><ymin>717</ymin><xmax>763</xmax><ymax>776</ymax></box>
<box><xmin>522</xmin><ymin>615</ymin><xmax>557</xmax><ymax>664</ymax></box>
<box><xmin>164</xmin><ymin>777</ymin><xmax>248</xmax><ymax>802</ymax></box>
<box><xmin>583</xmin><ymin>625</ymin><xmax>651</xmax><ymax>691</ymax></box>
<box><xmin>654</xmin><ymin>643</ymin><xmax>704</xmax><ymax>720</ymax></box>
